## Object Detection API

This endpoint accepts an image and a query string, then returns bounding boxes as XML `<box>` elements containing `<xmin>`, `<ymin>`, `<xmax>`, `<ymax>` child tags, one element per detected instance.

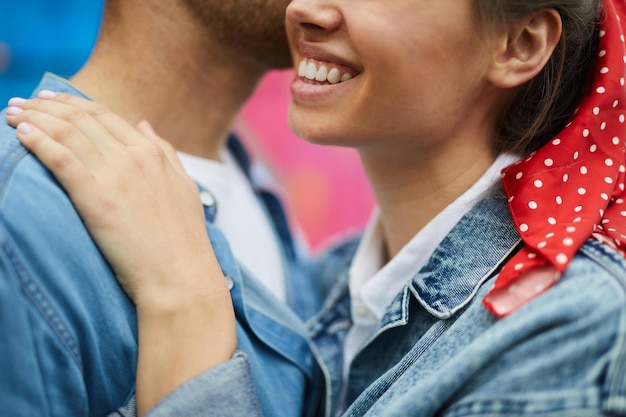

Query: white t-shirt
<box><xmin>340</xmin><ymin>153</ymin><xmax>520</xmax><ymax>408</ymax></box>
<box><xmin>177</xmin><ymin>149</ymin><xmax>286</xmax><ymax>302</ymax></box>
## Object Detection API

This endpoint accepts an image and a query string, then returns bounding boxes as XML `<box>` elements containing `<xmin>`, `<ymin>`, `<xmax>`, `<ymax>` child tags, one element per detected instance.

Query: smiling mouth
<box><xmin>297</xmin><ymin>58</ymin><xmax>357</xmax><ymax>84</ymax></box>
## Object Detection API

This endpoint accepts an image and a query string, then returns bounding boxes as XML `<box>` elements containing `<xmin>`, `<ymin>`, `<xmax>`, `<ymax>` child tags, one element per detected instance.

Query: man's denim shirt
<box><xmin>0</xmin><ymin>73</ymin><xmax>322</xmax><ymax>417</ymax></box>
<box><xmin>310</xmin><ymin>191</ymin><xmax>626</xmax><ymax>417</ymax></box>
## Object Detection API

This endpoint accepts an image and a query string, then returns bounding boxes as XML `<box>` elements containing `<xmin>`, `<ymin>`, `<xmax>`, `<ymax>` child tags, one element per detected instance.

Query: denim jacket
<box><xmin>310</xmin><ymin>190</ymin><xmax>626</xmax><ymax>417</ymax></box>
<box><xmin>0</xmin><ymin>73</ymin><xmax>321</xmax><ymax>417</ymax></box>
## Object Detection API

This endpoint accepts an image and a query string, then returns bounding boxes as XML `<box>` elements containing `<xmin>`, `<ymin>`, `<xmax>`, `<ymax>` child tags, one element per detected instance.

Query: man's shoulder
<box><xmin>0</xmin><ymin>107</ymin><xmax>130</xmax><ymax>325</ymax></box>
<box><xmin>0</xmin><ymin>114</ymin><xmax>73</xmax><ymax>228</ymax></box>
<box><xmin>0</xmin><ymin>109</ymin><xmax>137</xmax><ymax>416</ymax></box>
<box><xmin>0</xmin><ymin>105</ymin><xmax>49</xmax><ymax>181</ymax></box>
<box><xmin>0</xmin><ymin>107</ymin><xmax>28</xmax><ymax>168</ymax></box>
<box><xmin>0</xmin><ymin>73</ymin><xmax>88</xmax><ymax>190</ymax></box>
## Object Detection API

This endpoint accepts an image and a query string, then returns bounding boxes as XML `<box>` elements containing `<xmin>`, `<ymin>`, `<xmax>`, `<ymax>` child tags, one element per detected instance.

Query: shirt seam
<box><xmin>0</xmin><ymin>233</ymin><xmax>83</xmax><ymax>371</ymax></box>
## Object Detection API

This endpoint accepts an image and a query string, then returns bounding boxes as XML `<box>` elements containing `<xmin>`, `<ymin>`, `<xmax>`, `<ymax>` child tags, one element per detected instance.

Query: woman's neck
<box><xmin>360</xmin><ymin>141</ymin><xmax>496</xmax><ymax>260</ymax></box>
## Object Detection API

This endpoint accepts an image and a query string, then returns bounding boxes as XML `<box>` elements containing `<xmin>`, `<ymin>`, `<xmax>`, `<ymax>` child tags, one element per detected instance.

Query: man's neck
<box><xmin>70</xmin><ymin>4</ymin><xmax>266</xmax><ymax>161</ymax></box>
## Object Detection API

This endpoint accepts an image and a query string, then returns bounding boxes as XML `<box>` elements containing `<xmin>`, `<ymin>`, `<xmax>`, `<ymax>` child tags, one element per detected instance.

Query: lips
<box><xmin>297</xmin><ymin>58</ymin><xmax>358</xmax><ymax>84</ymax></box>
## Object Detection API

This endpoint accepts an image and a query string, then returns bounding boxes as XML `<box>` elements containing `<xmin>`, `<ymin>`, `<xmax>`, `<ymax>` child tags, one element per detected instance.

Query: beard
<box><xmin>180</xmin><ymin>0</ymin><xmax>292</xmax><ymax>69</ymax></box>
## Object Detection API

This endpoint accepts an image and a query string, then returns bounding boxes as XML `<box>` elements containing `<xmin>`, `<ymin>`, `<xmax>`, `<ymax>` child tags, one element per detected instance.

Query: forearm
<box><xmin>134</xmin><ymin>267</ymin><xmax>237</xmax><ymax>416</ymax></box>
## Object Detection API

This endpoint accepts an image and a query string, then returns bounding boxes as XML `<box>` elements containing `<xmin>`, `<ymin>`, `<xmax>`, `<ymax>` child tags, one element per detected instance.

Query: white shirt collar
<box><xmin>349</xmin><ymin>153</ymin><xmax>520</xmax><ymax>323</ymax></box>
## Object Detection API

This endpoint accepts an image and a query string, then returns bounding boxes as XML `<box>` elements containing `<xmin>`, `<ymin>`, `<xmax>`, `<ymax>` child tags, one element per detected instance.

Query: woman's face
<box><xmin>286</xmin><ymin>0</ymin><xmax>501</xmax><ymax>153</ymax></box>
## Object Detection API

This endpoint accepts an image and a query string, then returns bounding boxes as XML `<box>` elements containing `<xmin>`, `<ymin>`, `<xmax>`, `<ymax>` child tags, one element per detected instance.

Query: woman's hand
<box><xmin>5</xmin><ymin>92</ymin><xmax>237</xmax><ymax>415</ymax></box>
<box><xmin>6</xmin><ymin>92</ymin><xmax>217</xmax><ymax>304</ymax></box>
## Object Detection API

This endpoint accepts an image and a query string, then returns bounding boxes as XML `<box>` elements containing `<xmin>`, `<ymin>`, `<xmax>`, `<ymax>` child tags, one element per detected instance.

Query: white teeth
<box><xmin>297</xmin><ymin>59</ymin><xmax>354</xmax><ymax>84</ymax></box>
<box><xmin>327</xmin><ymin>68</ymin><xmax>341</xmax><ymax>84</ymax></box>
<box><xmin>315</xmin><ymin>65</ymin><xmax>329</xmax><ymax>82</ymax></box>
<box><xmin>298</xmin><ymin>60</ymin><xmax>307</xmax><ymax>77</ymax></box>
<box><xmin>305</xmin><ymin>62</ymin><xmax>318</xmax><ymax>80</ymax></box>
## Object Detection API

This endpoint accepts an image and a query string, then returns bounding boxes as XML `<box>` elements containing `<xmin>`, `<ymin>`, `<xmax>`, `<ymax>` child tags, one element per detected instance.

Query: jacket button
<box><xmin>354</xmin><ymin>304</ymin><xmax>371</xmax><ymax>319</ymax></box>
<box><xmin>224</xmin><ymin>274</ymin><xmax>235</xmax><ymax>290</ymax></box>
<box><xmin>200</xmin><ymin>190</ymin><xmax>216</xmax><ymax>208</ymax></box>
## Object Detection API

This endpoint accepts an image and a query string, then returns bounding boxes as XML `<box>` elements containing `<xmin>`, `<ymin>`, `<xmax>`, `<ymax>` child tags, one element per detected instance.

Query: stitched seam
<box><xmin>346</xmin><ymin>317</ymin><xmax>457</xmax><ymax>417</ymax></box>
<box><xmin>0</xmin><ymin>236</ymin><xmax>83</xmax><ymax>371</ymax></box>
<box><xmin>26</xmin><ymin>306</ymin><xmax>53</xmax><ymax>417</ymax></box>
<box><xmin>579</xmin><ymin>241</ymin><xmax>626</xmax><ymax>414</ymax></box>
<box><xmin>0</xmin><ymin>143</ymin><xmax>29</xmax><ymax>200</ymax></box>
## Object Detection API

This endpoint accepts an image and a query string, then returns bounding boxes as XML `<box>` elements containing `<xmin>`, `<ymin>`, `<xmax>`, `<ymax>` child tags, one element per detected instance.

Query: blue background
<box><xmin>0</xmin><ymin>0</ymin><xmax>104</xmax><ymax>104</ymax></box>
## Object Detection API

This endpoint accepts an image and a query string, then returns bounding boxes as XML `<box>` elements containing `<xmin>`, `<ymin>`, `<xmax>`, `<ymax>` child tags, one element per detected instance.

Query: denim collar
<box><xmin>312</xmin><ymin>192</ymin><xmax>523</xmax><ymax>344</ymax></box>
<box><xmin>34</xmin><ymin>73</ymin><xmax>91</xmax><ymax>99</ymax></box>
<box><xmin>406</xmin><ymin>191</ymin><xmax>522</xmax><ymax>320</ymax></box>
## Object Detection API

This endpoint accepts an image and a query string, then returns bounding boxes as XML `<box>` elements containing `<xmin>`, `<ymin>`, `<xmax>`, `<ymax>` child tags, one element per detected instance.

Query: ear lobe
<box><xmin>488</xmin><ymin>9</ymin><xmax>562</xmax><ymax>89</ymax></box>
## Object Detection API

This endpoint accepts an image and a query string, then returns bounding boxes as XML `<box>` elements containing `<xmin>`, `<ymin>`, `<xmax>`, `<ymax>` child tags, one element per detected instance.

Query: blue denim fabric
<box><xmin>0</xmin><ymin>73</ymin><xmax>320</xmax><ymax>417</ymax></box>
<box><xmin>311</xmin><ymin>191</ymin><xmax>626</xmax><ymax>417</ymax></box>
<box><xmin>111</xmin><ymin>352</ymin><xmax>262</xmax><ymax>417</ymax></box>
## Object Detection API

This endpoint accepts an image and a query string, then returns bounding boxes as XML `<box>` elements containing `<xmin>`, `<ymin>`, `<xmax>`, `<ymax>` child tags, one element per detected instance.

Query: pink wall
<box><xmin>235</xmin><ymin>70</ymin><xmax>375</xmax><ymax>251</ymax></box>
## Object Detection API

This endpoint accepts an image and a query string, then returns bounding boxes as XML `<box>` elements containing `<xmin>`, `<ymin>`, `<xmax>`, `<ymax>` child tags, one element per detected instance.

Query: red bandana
<box><xmin>484</xmin><ymin>0</ymin><xmax>626</xmax><ymax>317</ymax></box>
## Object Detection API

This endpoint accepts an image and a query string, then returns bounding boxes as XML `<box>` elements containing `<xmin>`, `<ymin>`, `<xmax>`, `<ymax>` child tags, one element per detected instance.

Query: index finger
<box><xmin>33</xmin><ymin>91</ymin><xmax>147</xmax><ymax>147</ymax></box>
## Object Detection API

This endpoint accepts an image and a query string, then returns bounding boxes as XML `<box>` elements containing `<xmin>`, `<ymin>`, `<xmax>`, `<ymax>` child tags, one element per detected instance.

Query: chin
<box><xmin>288</xmin><ymin>108</ymin><xmax>341</xmax><ymax>146</ymax></box>
<box><xmin>288</xmin><ymin>118</ymin><xmax>331</xmax><ymax>146</ymax></box>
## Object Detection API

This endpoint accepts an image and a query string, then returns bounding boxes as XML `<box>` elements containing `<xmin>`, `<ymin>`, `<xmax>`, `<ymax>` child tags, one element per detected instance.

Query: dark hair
<box><xmin>474</xmin><ymin>0</ymin><xmax>602</xmax><ymax>156</ymax></box>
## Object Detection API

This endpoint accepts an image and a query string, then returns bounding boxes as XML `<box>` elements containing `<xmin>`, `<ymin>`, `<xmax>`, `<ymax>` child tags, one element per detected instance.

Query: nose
<box><xmin>286</xmin><ymin>0</ymin><xmax>342</xmax><ymax>35</ymax></box>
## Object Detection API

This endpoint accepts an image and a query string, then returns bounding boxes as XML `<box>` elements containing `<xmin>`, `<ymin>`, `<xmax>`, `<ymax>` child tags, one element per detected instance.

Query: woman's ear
<box><xmin>487</xmin><ymin>8</ymin><xmax>562</xmax><ymax>89</ymax></box>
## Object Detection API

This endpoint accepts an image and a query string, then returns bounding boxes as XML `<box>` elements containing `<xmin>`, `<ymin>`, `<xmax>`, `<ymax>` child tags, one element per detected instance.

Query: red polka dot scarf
<box><xmin>484</xmin><ymin>0</ymin><xmax>626</xmax><ymax>317</ymax></box>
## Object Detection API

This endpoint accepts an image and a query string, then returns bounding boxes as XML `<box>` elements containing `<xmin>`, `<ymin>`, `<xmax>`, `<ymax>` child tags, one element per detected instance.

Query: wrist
<box><xmin>134</xmin><ymin>280</ymin><xmax>237</xmax><ymax>416</ymax></box>
<box><xmin>134</xmin><ymin>273</ymin><xmax>234</xmax><ymax>329</ymax></box>
<box><xmin>129</xmin><ymin>252</ymin><xmax>229</xmax><ymax>310</ymax></box>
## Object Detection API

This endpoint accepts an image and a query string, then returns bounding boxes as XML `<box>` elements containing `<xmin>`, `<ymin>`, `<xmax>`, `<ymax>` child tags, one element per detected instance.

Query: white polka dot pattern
<box><xmin>484</xmin><ymin>0</ymin><xmax>626</xmax><ymax>317</ymax></box>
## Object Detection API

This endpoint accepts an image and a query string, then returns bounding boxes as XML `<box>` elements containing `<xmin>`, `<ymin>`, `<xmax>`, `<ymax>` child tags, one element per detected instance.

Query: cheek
<box><xmin>356</xmin><ymin>69</ymin><xmax>426</xmax><ymax>128</ymax></box>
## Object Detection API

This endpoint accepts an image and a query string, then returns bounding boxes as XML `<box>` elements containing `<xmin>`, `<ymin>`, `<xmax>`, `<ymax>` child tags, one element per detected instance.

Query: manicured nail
<box><xmin>38</xmin><ymin>90</ymin><xmax>57</xmax><ymax>99</ymax></box>
<box><xmin>17</xmin><ymin>122</ymin><xmax>33</xmax><ymax>135</ymax></box>
<box><xmin>6</xmin><ymin>106</ymin><xmax>23</xmax><ymax>115</ymax></box>
<box><xmin>8</xmin><ymin>97</ymin><xmax>26</xmax><ymax>107</ymax></box>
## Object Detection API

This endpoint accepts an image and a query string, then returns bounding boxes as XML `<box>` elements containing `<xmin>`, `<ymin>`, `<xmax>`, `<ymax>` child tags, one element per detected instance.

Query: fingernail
<box><xmin>6</xmin><ymin>106</ymin><xmax>23</xmax><ymax>115</ymax></box>
<box><xmin>17</xmin><ymin>122</ymin><xmax>33</xmax><ymax>135</ymax></box>
<box><xmin>38</xmin><ymin>90</ymin><xmax>57</xmax><ymax>99</ymax></box>
<box><xmin>8</xmin><ymin>97</ymin><xmax>26</xmax><ymax>107</ymax></box>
